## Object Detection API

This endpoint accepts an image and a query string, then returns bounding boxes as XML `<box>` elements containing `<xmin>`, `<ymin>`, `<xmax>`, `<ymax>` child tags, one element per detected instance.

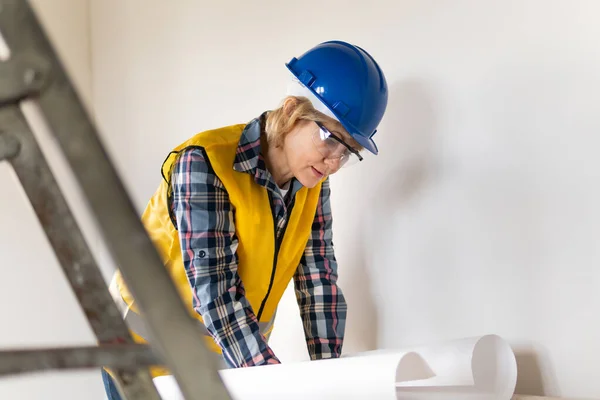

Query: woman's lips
<box><xmin>311</xmin><ymin>166</ymin><xmax>324</xmax><ymax>178</ymax></box>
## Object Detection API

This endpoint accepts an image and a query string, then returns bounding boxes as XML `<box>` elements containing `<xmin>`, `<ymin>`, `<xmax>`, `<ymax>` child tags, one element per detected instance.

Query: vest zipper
<box><xmin>256</xmin><ymin>192</ymin><xmax>296</xmax><ymax>321</ymax></box>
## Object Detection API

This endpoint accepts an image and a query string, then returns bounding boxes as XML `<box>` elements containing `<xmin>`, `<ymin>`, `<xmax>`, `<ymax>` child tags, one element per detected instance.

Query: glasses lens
<box><xmin>313</xmin><ymin>125</ymin><xmax>335</xmax><ymax>155</ymax></box>
<box><xmin>341</xmin><ymin>152</ymin><xmax>361</xmax><ymax>168</ymax></box>
<box><xmin>312</xmin><ymin>124</ymin><xmax>362</xmax><ymax>168</ymax></box>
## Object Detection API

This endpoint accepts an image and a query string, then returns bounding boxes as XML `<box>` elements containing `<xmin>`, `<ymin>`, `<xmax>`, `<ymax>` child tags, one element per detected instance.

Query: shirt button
<box><xmin>198</xmin><ymin>250</ymin><xmax>206</xmax><ymax>258</ymax></box>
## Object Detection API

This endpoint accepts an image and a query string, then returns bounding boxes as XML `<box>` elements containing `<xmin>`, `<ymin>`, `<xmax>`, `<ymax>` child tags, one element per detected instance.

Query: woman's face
<box><xmin>283</xmin><ymin>118</ymin><xmax>360</xmax><ymax>188</ymax></box>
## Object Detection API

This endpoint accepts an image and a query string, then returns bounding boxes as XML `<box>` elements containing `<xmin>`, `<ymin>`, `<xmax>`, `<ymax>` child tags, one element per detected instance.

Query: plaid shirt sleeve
<box><xmin>293</xmin><ymin>177</ymin><xmax>348</xmax><ymax>360</ymax></box>
<box><xmin>170</xmin><ymin>147</ymin><xmax>281</xmax><ymax>368</ymax></box>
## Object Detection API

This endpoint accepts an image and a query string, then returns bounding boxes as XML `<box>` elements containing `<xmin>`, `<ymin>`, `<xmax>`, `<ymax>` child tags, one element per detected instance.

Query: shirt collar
<box><xmin>233</xmin><ymin>112</ymin><xmax>304</xmax><ymax>197</ymax></box>
<box><xmin>233</xmin><ymin>112</ymin><xmax>266</xmax><ymax>174</ymax></box>
<box><xmin>233</xmin><ymin>112</ymin><xmax>279</xmax><ymax>190</ymax></box>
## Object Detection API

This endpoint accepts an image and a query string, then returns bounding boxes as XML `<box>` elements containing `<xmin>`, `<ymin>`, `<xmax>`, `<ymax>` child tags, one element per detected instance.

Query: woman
<box><xmin>102</xmin><ymin>40</ymin><xmax>388</xmax><ymax>398</ymax></box>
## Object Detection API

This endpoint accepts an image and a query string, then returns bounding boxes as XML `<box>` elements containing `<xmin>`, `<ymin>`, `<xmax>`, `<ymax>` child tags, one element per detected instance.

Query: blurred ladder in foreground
<box><xmin>0</xmin><ymin>1</ymin><xmax>230</xmax><ymax>399</ymax></box>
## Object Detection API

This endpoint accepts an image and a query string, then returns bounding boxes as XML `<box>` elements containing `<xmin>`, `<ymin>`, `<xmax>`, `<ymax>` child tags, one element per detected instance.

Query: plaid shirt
<box><xmin>169</xmin><ymin>115</ymin><xmax>347</xmax><ymax>368</ymax></box>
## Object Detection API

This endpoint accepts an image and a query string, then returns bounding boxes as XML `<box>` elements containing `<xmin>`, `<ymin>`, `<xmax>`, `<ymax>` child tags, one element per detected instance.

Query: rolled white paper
<box><xmin>153</xmin><ymin>334</ymin><xmax>517</xmax><ymax>400</ymax></box>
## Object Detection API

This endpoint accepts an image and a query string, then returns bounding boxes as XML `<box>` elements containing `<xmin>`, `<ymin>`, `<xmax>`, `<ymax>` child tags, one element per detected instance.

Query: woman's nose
<box><xmin>324</xmin><ymin>157</ymin><xmax>342</xmax><ymax>173</ymax></box>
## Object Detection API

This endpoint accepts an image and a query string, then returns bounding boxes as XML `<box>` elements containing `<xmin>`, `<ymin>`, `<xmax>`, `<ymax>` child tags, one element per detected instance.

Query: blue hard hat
<box><xmin>285</xmin><ymin>40</ymin><xmax>388</xmax><ymax>155</ymax></box>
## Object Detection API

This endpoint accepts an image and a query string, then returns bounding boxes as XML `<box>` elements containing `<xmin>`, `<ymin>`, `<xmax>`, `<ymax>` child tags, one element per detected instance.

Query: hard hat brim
<box><xmin>350</xmin><ymin>131</ymin><xmax>379</xmax><ymax>155</ymax></box>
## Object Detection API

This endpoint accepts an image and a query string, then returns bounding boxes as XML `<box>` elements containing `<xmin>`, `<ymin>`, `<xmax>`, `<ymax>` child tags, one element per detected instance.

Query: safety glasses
<box><xmin>312</xmin><ymin>121</ymin><xmax>363</xmax><ymax>168</ymax></box>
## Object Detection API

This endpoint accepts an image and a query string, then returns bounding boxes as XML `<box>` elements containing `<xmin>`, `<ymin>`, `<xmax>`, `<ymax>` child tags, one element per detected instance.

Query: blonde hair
<box><xmin>264</xmin><ymin>96</ymin><xmax>362</xmax><ymax>150</ymax></box>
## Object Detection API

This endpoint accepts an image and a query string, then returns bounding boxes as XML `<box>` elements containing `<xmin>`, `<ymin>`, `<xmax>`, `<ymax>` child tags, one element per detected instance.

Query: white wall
<box><xmin>90</xmin><ymin>1</ymin><xmax>600</xmax><ymax>399</ymax></box>
<box><xmin>0</xmin><ymin>1</ymin><xmax>107</xmax><ymax>399</ymax></box>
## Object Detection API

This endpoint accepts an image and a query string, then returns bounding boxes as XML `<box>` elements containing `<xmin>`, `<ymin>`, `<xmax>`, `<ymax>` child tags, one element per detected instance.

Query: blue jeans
<box><xmin>101</xmin><ymin>369</ymin><xmax>123</xmax><ymax>400</ymax></box>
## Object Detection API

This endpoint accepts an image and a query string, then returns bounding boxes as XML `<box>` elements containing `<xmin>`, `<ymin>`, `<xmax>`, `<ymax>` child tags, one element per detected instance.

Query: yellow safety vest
<box><xmin>109</xmin><ymin>122</ymin><xmax>323</xmax><ymax>377</ymax></box>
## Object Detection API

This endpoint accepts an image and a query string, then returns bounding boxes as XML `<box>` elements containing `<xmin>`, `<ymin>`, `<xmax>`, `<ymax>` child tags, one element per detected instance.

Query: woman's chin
<box><xmin>295</xmin><ymin>173</ymin><xmax>319</xmax><ymax>188</ymax></box>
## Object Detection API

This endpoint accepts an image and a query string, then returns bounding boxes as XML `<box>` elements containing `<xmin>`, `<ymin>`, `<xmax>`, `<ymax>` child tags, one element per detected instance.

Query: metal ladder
<box><xmin>0</xmin><ymin>1</ymin><xmax>231</xmax><ymax>399</ymax></box>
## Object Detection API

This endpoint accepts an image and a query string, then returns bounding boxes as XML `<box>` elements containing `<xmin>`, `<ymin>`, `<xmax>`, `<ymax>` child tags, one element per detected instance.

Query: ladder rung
<box><xmin>0</xmin><ymin>344</ymin><xmax>160</xmax><ymax>376</ymax></box>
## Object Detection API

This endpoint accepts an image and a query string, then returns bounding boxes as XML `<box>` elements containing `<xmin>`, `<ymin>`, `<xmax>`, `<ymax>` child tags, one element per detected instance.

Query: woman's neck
<box><xmin>261</xmin><ymin>134</ymin><xmax>293</xmax><ymax>187</ymax></box>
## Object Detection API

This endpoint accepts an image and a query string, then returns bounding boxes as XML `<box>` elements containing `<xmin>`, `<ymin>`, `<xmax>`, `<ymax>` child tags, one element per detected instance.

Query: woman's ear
<box><xmin>282</xmin><ymin>96</ymin><xmax>298</xmax><ymax>117</ymax></box>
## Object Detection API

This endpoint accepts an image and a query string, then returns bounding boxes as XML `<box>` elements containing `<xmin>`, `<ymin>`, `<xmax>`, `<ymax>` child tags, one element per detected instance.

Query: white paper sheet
<box><xmin>153</xmin><ymin>334</ymin><xmax>517</xmax><ymax>400</ymax></box>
